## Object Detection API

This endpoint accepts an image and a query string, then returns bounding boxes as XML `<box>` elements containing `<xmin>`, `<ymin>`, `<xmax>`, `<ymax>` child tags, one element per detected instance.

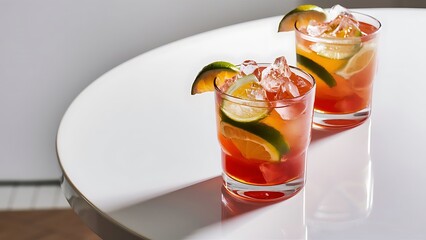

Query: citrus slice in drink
<box><xmin>220</xmin><ymin>122</ymin><xmax>289</xmax><ymax>162</ymax></box>
<box><xmin>191</xmin><ymin>61</ymin><xmax>239</xmax><ymax>95</ymax></box>
<box><xmin>336</xmin><ymin>43</ymin><xmax>376</xmax><ymax>79</ymax></box>
<box><xmin>310</xmin><ymin>42</ymin><xmax>361</xmax><ymax>60</ymax></box>
<box><xmin>221</xmin><ymin>74</ymin><xmax>269</xmax><ymax>122</ymax></box>
<box><xmin>296</xmin><ymin>54</ymin><xmax>337</xmax><ymax>87</ymax></box>
<box><xmin>278</xmin><ymin>4</ymin><xmax>327</xmax><ymax>32</ymax></box>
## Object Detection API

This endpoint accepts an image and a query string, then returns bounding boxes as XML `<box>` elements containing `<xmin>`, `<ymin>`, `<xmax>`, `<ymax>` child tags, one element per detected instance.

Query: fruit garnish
<box><xmin>337</xmin><ymin>43</ymin><xmax>376</xmax><ymax>79</ymax></box>
<box><xmin>220</xmin><ymin>113</ymin><xmax>289</xmax><ymax>162</ymax></box>
<box><xmin>221</xmin><ymin>74</ymin><xmax>270</xmax><ymax>122</ymax></box>
<box><xmin>305</xmin><ymin>5</ymin><xmax>363</xmax><ymax>60</ymax></box>
<box><xmin>310</xmin><ymin>42</ymin><xmax>361</xmax><ymax>59</ymax></box>
<box><xmin>278</xmin><ymin>4</ymin><xmax>327</xmax><ymax>32</ymax></box>
<box><xmin>296</xmin><ymin>54</ymin><xmax>336</xmax><ymax>87</ymax></box>
<box><xmin>191</xmin><ymin>61</ymin><xmax>239</xmax><ymax>95</ymax></box>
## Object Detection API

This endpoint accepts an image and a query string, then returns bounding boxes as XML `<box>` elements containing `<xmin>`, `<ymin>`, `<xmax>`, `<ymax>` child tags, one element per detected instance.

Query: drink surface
<box><xmin>215</xmin><ymin>64</ymin><xmax>315</xmax><ymax>186</ymax></box>
<box><xmin>296</xmin><ymin>21</ymin><xmax>379</xmax><ymax>114</ymax></box>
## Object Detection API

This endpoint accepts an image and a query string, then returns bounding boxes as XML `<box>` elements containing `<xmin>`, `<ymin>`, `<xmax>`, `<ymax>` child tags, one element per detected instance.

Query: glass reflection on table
<box><xmin>307</xmin><ymin>119</ymin><xmax>373</xmax><ymax>230</ymax></box>
<box><xmin>107</xmin><ymin>119</ymin><xmax>372</xmax><ymax>239</ymax></box>
<box><xmin>221</xmin><ymin>187</ymin><xmax>306</xmax><ymax>239</ymax></box>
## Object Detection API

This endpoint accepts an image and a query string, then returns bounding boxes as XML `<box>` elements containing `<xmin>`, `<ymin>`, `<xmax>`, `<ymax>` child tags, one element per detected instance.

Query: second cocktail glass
<box><xmin>295</xmin><ymin>6</ymin><xmax>381</xmax><ymax>129</ymax></box>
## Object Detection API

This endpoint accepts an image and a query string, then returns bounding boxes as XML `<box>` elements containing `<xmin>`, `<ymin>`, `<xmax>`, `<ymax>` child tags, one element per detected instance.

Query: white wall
<box><xmin>0</xmin><ymin>0</ymin><xmax>421</xmax><ymax>181</ymax></box>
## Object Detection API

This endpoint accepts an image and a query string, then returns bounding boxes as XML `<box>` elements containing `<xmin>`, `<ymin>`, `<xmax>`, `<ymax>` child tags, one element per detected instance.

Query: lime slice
<box><xmin>337</xmin><ymin>43</ymin><xmax>376</xmax><ymax>79</ymax></box>
<box><xmin>191</xmin><ymin>61</ymin><xmax>239</xmax><ymax>95</ymax></box>
<box><xmin>222</xmin><ymin>74</ymin><xmax>269</xmax><ymax>122</ymax></box>
<box><xmin>297</xmin><ymin>54</ymin><xmax>337</xmax><ymax>87</ymax></box>
<box><xmin>220</xmin><ymin>113</ymin><xmax>289</xmax><ymax>162</ymax></box>
<box><xmin>310</xmin><ymin>42</ymin><xmax>361</xmax><ymax>59</ymax></box>
<box><xmin>278</xmin><ymin>4</ymin><xmax>327</xmax><ymax>32</ymax></box>
<box><xmin>225</xmin><ymin>74</ymin><xmax>261</xmax><ymax>98</ymax></box>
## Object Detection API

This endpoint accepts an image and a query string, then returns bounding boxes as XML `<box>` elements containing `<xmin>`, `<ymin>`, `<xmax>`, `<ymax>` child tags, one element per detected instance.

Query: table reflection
<box><xmin>106</xmin><ymin>120</ymin><xmax>372</xmax><ymax>239</ymax></box>
<box><xmin>307</xmin><ymin>119</ymin><xmax>373</xmax><ymax>229</ymax></box>
<box><xmin>221</xmin><ymin>187</ymin><xmax>306</xmax><ymax>239</ymax></box>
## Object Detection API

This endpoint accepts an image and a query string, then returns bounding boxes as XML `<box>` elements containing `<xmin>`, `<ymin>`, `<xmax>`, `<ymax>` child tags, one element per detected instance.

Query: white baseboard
<box><xmin>0</xmin><ymin>183</ymin><xmax>70</xmax><ymax>211</ymax></box>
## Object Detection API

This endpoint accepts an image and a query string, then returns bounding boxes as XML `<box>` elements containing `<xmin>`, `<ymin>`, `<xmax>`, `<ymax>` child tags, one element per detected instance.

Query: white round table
<box><xmin>57</xmin><ymin>8</ymin><xmax>426</xmax><ymax>239</ymax></box>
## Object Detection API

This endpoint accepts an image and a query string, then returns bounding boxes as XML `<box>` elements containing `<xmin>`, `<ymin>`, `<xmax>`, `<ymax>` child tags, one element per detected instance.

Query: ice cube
<box><xmin>273</xmin><ymin>56</ymin><xmax>292</xmax><ymax>79</ymax></box>
<box><xmin>306</xmin><ymin>5</ymin><xmax>361</xmax><ymax>38</ymax></box>
<box><xmin>307</xmin><ymin>20</ymin><xmax>329</xmax><ymax>37</ymax></box>
<box><xmin>326</xmin><ymin>5</ymin><xmax>361</xmax><ymax>38</ymax></box>
<box><xmin>219</xmin><ymin>75</ymin><xmax>238</xmax><ymax>92</ymax></box>
<box><xmin>285</xmin><ymin>80</ymin><xmax>300</xmax><ymax>97</ymax></box>
<box><xmin>260</xmin><ymin>56</ymin><xmax>292</xmax><ymax>93</ymax></box>
<box><xmin>274</xmin><ymin>81</ymin><xmax>301</xmax><ymax>100</ymax></box>
<box><xmin>293</xmin><ymin>75</ymin><xmax>309</xmax><ymax>89</ymax></box>
<box><xmin>260</xmin><ymin>56</ymin><xmax>305</xmax><ymax>100</ymax></box>
<box><xmin>329</xmin><ymin>4</ymin><xmax>353</xmax><ymax>20</ymax></box>
<box><xmin>259</xmin><ymin>162</ymin><xmax>287</xmax><ymax>183</ymax></box>
<box><xmin>245</xmin><ymin>82</ymin><xmax>267</xmax><ymax>100</ymax></box>
<box><xmin>275</xmin><ymin>102</ymin><xmax>307</xmax><ymax>120</ymax></box>
<box><xmin>260</xmin><ymin>67</ymin><xmax>284</xmax><ymax>93</ymax></box>
<box><xmin>329</xmin><ymin>15</ymin><xmax>361</xmax><ymax>38</ymax></box>
<box><xmin>240</xmin><ymin>60</ymin><xmax>261</xmax><ymax>79</ymax></box>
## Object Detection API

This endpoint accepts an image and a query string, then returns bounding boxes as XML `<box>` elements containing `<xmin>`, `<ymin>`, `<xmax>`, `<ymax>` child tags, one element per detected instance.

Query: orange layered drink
<box><xmin>192</xmin><ymin>57</ymin><xmax>315</xmax><ymax>201</ymax></box>
<box><xmin>279</xmin><ymin>5</ymin><xmax>381</xmax><ymax>128</ymax></box>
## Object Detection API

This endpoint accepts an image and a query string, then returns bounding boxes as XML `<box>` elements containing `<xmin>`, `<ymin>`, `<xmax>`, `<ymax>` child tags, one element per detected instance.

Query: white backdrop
<box><xmin>0</xmin><ymin>0</ymin><xmax>421</xmax><ymax>181</ymax></box>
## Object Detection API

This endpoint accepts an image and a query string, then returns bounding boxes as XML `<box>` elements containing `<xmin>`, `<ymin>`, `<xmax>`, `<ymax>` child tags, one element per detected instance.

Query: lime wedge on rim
<box><xmin>337</xmin><ymin>43</ymin><xmax>376</xmax><ymax>79</ymax></box>
<box><xmin>220</xmin><ymin>112</ymin><xmax>289</xmax><ymax>162</ymax></box>
<box><xmin>221</xmin><ymin>74</ymin><xmax>270</xmax><ymax>122</ymax></box>
<box><xmin>191</xmin><ymin>61</ymin><xmax>239</xmax><ymax>95</ymax></box>
<box><xmin>278</xmin><ymin>4</ymin><xmax>327</xmax><ymax>32</ymax></box>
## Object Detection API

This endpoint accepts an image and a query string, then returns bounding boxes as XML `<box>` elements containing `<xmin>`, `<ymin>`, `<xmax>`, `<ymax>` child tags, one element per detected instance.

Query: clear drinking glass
<box><xmin>214</xmin><ymin>64</ymin><xmax>316</xmax><ymax>201</ymax></box>
<box><xmin>295</xmin><ymin>11</ymin><xmax>381</xmax><ymax>129</ymax></box>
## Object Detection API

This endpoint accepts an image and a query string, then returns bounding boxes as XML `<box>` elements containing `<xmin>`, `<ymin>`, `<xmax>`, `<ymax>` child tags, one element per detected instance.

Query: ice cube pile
<box><xmin>306</xmin><ymin>5</ymin><xmax>363</xmax><ymax>38</ymax></box>
<box><xmin>221</xmin><ymin>57</ymin><xmax>308</xmax><ymax>101</ymax></box>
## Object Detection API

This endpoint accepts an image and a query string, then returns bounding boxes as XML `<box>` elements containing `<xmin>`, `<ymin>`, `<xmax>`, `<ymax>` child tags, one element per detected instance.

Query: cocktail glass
<box><xmin>295</xmin><ymin>9</ymin><xmax>381</xmax><ymax>129</ymax></box>
<box><xmin>214</xmin><ymin>61</ymin><xmax>315</xmax><ymax>201</ymax></box>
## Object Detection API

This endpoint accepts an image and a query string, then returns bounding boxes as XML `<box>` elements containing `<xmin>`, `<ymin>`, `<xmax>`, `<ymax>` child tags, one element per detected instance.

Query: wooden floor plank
<box><xmin>0</xmin><ymin>209</ymin><xmax>101</xmax><ymax>240</ymax></box>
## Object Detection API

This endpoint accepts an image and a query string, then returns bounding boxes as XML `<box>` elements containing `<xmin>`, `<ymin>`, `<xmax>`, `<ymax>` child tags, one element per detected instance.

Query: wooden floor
<box><xmin>0</xmin><ymin>209</ymin><xmax>101</xmax><ymax>240</ymax></box>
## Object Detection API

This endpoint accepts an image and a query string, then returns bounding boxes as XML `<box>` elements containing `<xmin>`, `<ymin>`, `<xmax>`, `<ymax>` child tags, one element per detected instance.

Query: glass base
<box><xmin>313</xmin><ymin>107</ymin><xmax>370</xmax><ymax>130</ymax></box>
<box><xmin>222</xmin><ymin>174</ymin><xmax>304</xmax><ymax>202</ymax></box>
